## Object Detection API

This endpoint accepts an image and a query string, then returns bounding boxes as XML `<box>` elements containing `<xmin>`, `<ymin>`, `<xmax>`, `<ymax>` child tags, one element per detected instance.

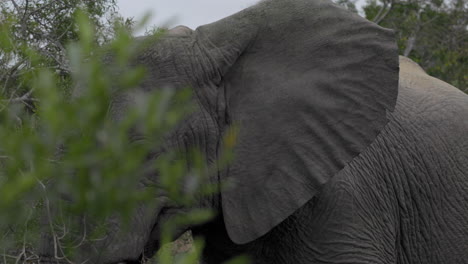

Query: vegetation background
<box><xmin>0</xmin><ymin>0</ymin><xmax>466</xmax><ymax>263</ymax></box>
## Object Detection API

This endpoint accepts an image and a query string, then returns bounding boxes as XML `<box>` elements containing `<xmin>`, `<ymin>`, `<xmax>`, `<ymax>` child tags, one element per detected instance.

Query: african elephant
<box><xmin>39</xmin><ymin>0</ymin><xmax>468</xmax><ymax>263</ymax></box>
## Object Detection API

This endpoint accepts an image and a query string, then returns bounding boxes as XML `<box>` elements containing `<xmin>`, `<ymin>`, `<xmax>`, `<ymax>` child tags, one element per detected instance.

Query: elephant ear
<box><xmin>196</xmin><ymin>0</ymin><xmax>399</xmax><ymax>244</ymax></box>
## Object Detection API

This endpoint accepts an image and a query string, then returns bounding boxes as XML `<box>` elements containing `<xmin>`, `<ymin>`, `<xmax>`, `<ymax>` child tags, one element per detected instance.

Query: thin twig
<box><xmin>373</xmin><ymin>0</ymin><xmax>394</xmax><ymax>24</ymax></box>
<box><xmin>20</xmin><ymin>0</ymin><xmax>29</xmax><ymax>23</ymax></box>
<box><xmin>374</xmin><ymin>0</ymin><xmax>394</xmax><ymax>24</ymax></box>
<box><xmin>9</xmin><ymin>0</ymin><xmax>19</xmax><ymax>11</ymax></box>
<box><xmin>38</xmin><ymin>178</ymin><xmax>74</xmax><ymax>263</ymax></box>
<box><xmin>1</xmin><ymin>58</ymin><xmax>27</xmax><ymax>93</ymax></box>
<box><xmin>2</xmin><ymin>89</ymin><xmax>37</xmax><ymax>103</ymax></box>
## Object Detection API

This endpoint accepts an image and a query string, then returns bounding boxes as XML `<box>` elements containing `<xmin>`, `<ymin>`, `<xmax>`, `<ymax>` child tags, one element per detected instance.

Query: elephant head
<box><xmin>39</xmin><ymin>0</ymin><xmax>399</xmax><ymax>262</ymax></box>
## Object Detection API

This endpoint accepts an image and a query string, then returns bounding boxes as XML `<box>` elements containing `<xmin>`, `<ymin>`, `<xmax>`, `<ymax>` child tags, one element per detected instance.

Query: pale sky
<box><xmin>117</xmin><ymin>0</ymin><xmax>366</xmax><ymax>35</ymax></box>
<box><xmin>116</xmin><ymin>0</ymin><xmax>261</xmax><ymax>33</ymax></box>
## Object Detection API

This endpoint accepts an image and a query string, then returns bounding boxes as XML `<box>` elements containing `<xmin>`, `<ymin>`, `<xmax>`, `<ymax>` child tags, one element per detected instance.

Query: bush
<box><xmin>0</xmin><ymin>8</ymin><xmax>222</xmax><ymax>264</ymax></box>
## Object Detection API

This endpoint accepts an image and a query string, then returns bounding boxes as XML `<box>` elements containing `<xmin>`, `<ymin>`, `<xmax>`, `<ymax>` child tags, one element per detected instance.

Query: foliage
<box><xmin>363</xmin><ymin>0</ymin><xmax>467</xmax><ymax>92</ymax></box>
<box><xmin>0</xmin><ymin>2</ymin><xmax>235</xmax><ymax>264</ymax></box>
<box><xmin>0</xmin><ymin>0</ymin><xmax>135</xmax><ymax>99</ymax></box>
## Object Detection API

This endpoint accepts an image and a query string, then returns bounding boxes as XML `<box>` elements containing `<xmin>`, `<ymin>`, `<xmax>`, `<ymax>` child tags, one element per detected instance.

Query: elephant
<box><xmin>38</xmin><ymin>0</ymin><xmax>468</xmax><ymax>263</ymax></box>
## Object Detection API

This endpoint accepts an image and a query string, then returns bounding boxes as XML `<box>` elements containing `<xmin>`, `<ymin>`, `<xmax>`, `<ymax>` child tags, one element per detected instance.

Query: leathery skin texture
<box><xmin>193</xmin><ymin>57</ymin><xmax>468</xmax><ymax>264</ymax></box>
<box><xmin>37</xmin><ymin>0</ymin><xmax>468</xmax><ymax>261</ymax></box>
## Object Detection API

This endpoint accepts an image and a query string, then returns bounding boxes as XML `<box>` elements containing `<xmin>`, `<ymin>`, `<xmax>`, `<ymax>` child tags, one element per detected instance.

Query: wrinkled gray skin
<box><xmin>39</xmin><ymin>0</ymin><xmax>468</xmax><ymax>263</ymax></box>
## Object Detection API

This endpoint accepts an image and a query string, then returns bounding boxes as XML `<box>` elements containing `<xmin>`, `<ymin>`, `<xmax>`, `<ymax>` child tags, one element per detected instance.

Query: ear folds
<box><xmin>197</xmin><ymin>0</ymin><xmax>399</xmax><ymax>244</ymax></box>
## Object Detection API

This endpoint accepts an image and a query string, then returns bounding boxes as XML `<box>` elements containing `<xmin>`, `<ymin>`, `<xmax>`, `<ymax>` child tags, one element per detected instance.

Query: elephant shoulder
<box><xmin>399</xmin><ymin>56</ymin><xmax>426</xmax><ymax>75</ymax></box>
<box><xmin>398</xmin><ymin>56</ymin><xmax>465</xmax><ymax>99</ymax></box>
<box><xmin>394</xmin><ymin>56</ymin><xmax>468</xmax><ymax>159</ymax></box>
<box><xmin>397</xmin><ymin>56</ymin><xmax>468</xmax><ymax>123</ymax></box>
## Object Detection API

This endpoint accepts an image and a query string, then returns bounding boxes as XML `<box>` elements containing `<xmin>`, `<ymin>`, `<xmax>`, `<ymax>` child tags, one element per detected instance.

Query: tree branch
<box><xmin>403</xmin><ymin>8</ymin><xmax>423</xmax><ymax>57</ymax></box>
<box><xmin>1</xmin><ymin>89</ymin><xmax>38</xmax><ymax>105</ymax></box>
<box><xmin>20</xmin><ymin>0</ymin><xmax>29</xmax><ymax>24</ymax></box>
<box><xmin>374</xmin><ymin>0</ymin><xmax>394</xmax><ymax>24</ymax></box>
<box><xmin>1</xmin><ymin>58</ymin><xmax>27</xmax><ymax>92</ymax></box>
<box><xmin>373</xmin><ymin>0</ymin><xmax>388</xmax><ymax>23</ymax></box>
